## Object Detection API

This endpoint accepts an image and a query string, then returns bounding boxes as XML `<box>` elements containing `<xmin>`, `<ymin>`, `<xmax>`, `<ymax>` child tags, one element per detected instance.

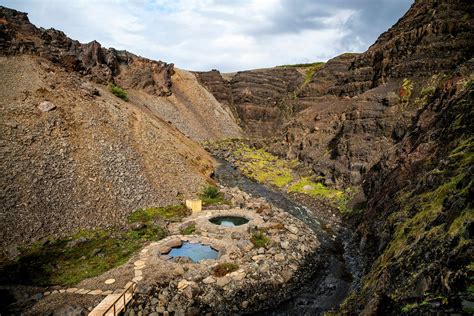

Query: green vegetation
<box><xmin>462</xmin><ymin>74</ymin><xmax>474</xmax><ymax>90</ymax></box>
<box><xmin>251</xmin><ymin>230</ymin><xmax>270</xmax><ymax>248</ymax></box>
<box><xmin>109</xmin><ymin>83</ymin><xmax>128</xmax><ymax>101</ymax></box>
<box><xmin>277</xmin><ymin>61</ymin><xmax>325</xmax><ymax>70</ymax></box>
<box><xmin>289</xmin><ymin>177</ymin><xmax>342</xmax><ymax>199</ymax></box>
<box><xmin>201</xmin><ymin>185</ymin><xmax>220</xmax><ymax>199</ymax></box>
<box><xmin>232</xmin><ymin>141</ymin><xmax>296</xmax><ymax>188</ymax></box>
<box><xmin>0</xmin><ymin>202</ymin><xmax>197</xmax><ymax>286</ymax></box>
<box><xmin>213</xmin><ymin>262</ymin><xmax>239</xmax><ymax>277</ymax></box>
<box><xmin>210</xmin><ymin>139</ymin><xmax>352</xmax><ymax>211</ymax></box>
<box><xmin>199</xmin><ymin>185</ymin><xmax>230</xmax><ymax>206</ymax></box>
<box><xmin>128</xmin><ymin>204</ymin><xmax>189</xmax><ymax>223</ymax></box>
<box><xmin>363</xmin><ymin>135</ymin><xmax>473</xmax><ymax>302</ymax></box>
<box><xmin>302</xmin><ymin>62</ymin><xmax>325</xmax><ymax>86</ymax></box>
<box><xmin>401</xmin><ymin>302</ymin><xmax>419</xmax><ymax>313</ymax></box>
<box><xmin>399</xmin><ymin>78</ymin><xmax>414</xmax><ymax>104</ymax></box>
<box><xmin>0</xmin><ymin>226</ymin><xmax>166</xmax><ymax>286</ymax></box>
<box><xmin>180</xmin><ymin>224</ymin><xmax>196</xmax><ymax>235</ymax></box>
<box><xmin>288</xmin><ymin>178</ymin><xmax>356</xmax><ymax>213</ymax></box>
<box><xmin>277</xmin><ymin>62</ymin><xmax>326</xmax><ymax>98</ymax></box>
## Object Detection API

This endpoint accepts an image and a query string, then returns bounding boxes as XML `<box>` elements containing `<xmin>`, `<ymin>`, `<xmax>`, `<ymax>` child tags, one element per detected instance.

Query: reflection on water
<box><xmin>167</xmin><ymin>242</ymin><xmax>218</xmax><ymax>262</ymax></box>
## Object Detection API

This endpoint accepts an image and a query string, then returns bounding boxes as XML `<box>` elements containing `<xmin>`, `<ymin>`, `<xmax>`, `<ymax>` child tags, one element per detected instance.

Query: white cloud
<box><xmin>0</xmin><ymin>0</ymin><xmax>413</xmax><ymax>72</ymax></box>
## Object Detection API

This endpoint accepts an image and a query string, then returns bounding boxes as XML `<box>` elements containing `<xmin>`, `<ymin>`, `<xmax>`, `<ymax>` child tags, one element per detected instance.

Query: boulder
<box><xmin>38</xmin><ymin>101</ymin><xmax>56</xmax><ymax>112</ymax></box>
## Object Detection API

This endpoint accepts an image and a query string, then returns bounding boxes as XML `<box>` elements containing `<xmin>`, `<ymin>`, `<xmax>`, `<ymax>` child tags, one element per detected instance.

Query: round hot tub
<box><xmin>209</xmin><ymin>216</ymin><xmax>249</xmax><ymax>227</ymax></box>
<box><xmin>166</xmin><ymin>242</ymin><xmax>218</xmax><ymax>262</ymax></box>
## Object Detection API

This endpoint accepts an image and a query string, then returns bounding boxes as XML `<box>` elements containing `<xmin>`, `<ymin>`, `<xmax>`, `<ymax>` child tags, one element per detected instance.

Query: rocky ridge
<box><xmin>0</xmin><ymin>6</ymin><xmax>174</xmax><ymax>97</ymax></box>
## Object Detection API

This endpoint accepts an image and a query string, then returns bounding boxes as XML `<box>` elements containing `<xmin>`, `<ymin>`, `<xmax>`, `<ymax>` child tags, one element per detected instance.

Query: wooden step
<box><xmin>88</xmin><ymin>291</ymin><xmax>133</xmax><ymax>316</ymax></box>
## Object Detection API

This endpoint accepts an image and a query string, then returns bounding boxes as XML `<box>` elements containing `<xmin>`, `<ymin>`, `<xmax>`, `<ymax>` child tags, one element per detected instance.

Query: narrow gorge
<box><xmin>0</xmin><ymin>1</ymin><xmax>473</xmax><ymax>315</ymax></box>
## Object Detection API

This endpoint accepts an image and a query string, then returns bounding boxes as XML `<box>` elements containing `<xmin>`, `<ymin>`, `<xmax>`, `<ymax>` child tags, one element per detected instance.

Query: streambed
<box><xmin>213</xmin><ymin>158</ymin><xmax>363</xmax><ymax>315</ymax></box>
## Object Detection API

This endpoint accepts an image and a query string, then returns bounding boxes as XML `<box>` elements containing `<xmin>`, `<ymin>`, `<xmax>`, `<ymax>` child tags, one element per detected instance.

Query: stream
<box><xmin>214</xmin><ymin>158</ymin><xmax>364</xmax><ymax>315</ymax></box>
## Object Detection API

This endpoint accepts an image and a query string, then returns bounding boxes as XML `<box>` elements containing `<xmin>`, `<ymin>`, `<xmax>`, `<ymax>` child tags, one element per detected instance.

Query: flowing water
<box><xmin>214</xmin><ymin>158</ymin><xmax>363</xmax><ymax>315</ymax></box>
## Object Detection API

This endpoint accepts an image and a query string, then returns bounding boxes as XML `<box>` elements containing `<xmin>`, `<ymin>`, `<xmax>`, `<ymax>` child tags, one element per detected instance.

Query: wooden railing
<box><xmin>102</xmin><ymin>282</ymin><xmax>136</xmax><ymax>316</ymax></box>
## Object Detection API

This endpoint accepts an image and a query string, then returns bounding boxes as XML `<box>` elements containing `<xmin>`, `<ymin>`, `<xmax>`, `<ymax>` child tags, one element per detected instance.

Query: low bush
<box><xmin>200</xmin><ymin>185</ymin><xmax>230</xmax><ymax>206</ymax></box>
<box><xmin>201</xmin><ymin>185</ymin><xmax>220</xmax><ymax>199</ymax></box>
<box><xmin>251</xmin><ymin>231</ymin><xmax>270</xmax><ymax>248</ymax></box>
<box><xmin>109</xmin><ymin>83</ymin><xmax>128</xmax><ymax>101</ymax></box>
<box><xmin>213</xmin><ymin>262</ymin><xmax>239</xmax><ymax>277</ymax></box>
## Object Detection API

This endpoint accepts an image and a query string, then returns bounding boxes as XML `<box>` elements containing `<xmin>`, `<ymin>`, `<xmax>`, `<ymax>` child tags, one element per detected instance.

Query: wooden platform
<box><xmin>88</xmin><ymin>291</ymin><xmax>133</xmax><ymax>316</ymax></box>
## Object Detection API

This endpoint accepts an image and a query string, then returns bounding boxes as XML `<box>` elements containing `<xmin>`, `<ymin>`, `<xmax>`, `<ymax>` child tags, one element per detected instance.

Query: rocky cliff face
<box><xmin>196</xmin><ymin>67</ymin><xmax>303</xmax><ymax>137</ymax></box>
<box><xmin>0</xmin><ymin>6</ymin><xmax>174</xmax><ymax>97</ymax></box>
<box><xmin>344</xmin><ymin>67</ymin><xmax>473</xmax><ymax>315</ymax></box>
<box><xmin>268</xmin><ymin>0</ymin><xmax>474</xmax><ymax>186</ymax></box>
<box><xmin>196</xmin><ymin>1</ymin><xmax>473</xmax><ymax>187</ymax></box>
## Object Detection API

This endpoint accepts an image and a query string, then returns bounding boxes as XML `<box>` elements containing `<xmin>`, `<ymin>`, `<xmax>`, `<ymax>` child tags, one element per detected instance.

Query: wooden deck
<box><xmin>89</xmin><ymin>284</ymin><xmax>135</xmax><ymax>316</ymax></box>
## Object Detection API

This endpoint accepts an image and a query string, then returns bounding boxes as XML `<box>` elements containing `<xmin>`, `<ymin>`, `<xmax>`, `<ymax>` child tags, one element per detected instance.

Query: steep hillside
<box><xmin>133</xmin><ymin>68</ymin><xmax>243</xmax><ymax>142</ymax></box>
<box><xmin>0</xmin><ymin>7</ymin><xmax>237</xmax><ymax>257</ymax></box>
<box><xmin>343</xmin><ymin>67</ymin><xmax>473</xmax><ymax>315</ymax></box>
<box><xmin>0</xmin><ymin>53</ymin><xmax>215</xmax><ymax>257</ymax></box>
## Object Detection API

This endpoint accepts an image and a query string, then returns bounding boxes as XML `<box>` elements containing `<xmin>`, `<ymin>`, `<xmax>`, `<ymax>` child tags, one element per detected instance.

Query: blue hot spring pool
<box><xmin>167</xmin><ymin>242</ymin><xmax>218</xmax><ymax>262</ymax></box>
<box><xmin>209</xmin><ymin>216</ymin><xmax>249</xmax><ymax>227</ymax></box>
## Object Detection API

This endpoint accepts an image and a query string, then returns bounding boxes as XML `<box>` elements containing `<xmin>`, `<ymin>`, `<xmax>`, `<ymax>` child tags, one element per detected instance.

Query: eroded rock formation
<box><xmin>0</xmin><ymin>7</ymin><xmax>174</xmax><ymax>96</ymax></box>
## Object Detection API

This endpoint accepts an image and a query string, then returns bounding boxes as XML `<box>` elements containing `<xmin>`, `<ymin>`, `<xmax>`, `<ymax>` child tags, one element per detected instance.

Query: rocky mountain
<box><xmin>0</xmin><ymin>6</ymin><xmax>242</xmax><ymax>257</ymax></box>
<box><xmin>195</xmin><ymin>0</ymin><xmax>474</xmax><ymax>313</ymax></box>
<box><xmin>198</xmin><ymin>0</ymin><xmax>474</xmax><ymax>188</ymax></box>
<box><xmin>0</xmin><ymin>1</ymin><xmax>473</xmax><ymax>315</ymax></box>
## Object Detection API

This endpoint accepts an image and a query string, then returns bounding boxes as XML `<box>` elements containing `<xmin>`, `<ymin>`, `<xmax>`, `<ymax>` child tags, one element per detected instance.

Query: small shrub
<box><xmin>401</xmin><ymin>302</ymin><xmax>418</xmax><ymax>313</ymax></box>
<box><xmin>213</xmin><ymin>262</ymin><xmax>239</xmax><ymax>277</ymax></box>
<box><xmin>199</xmin><ymin>185</ymin><xmax>230</xmax><ymax>206</ymax></box>
<box><xmin>251</xmin><ymin>231</ymin><xmax>270</xmax><ymax>248</ymax></box>
<box><xmin>201</xmin><ymin>185</ymin><xmax>220</xmax><ymax>199</ymax></box>
<box><xmin>464</xmin><ymin>78</ymin><xmax>474</xmax><ymax>90</ymax></box>
<box><xmin>399</xmin><ymin>78</ymin><xmax>414</xmax><ymax>104</ymax></box>
<box><xmin>109</xmin><ymin>83</ymin><xmax>128</xmax><ymax>101</ymax></box>
<box><xmin>180</xmin><ymin>224</ymin><xmax>196</xmax><ymax>235</ymax></box>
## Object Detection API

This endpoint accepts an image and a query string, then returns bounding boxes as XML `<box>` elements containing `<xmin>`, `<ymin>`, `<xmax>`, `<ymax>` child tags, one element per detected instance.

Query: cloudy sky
<box><xmin>2</xmin><ymin>0</ymin><xmax>413</xmax><ymax>72</ymax></box>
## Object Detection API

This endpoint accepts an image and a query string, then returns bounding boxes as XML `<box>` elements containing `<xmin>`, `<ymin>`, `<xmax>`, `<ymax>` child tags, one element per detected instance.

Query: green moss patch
<box><xmin>128</xmin><ymin>204</ymin><xmax>189</xmax><ymax>223</ymax></box>
<box><xmin>0</xmin><ymin>225</ymin><xmax>166</xmax><ymax>287</ymax></box>
<box><xmin>288</xmin><ymin>177</ymin><xmax>342</xmax><ymax>199</ymax></box>
<box><xmin>180</xmin><ymin>224</ymin><xmax>196</xmax><ymax>235</ymax></box>
<box><xmin>362</xmin><ymin>136</ymin><xmax>473</xmax><ymax>301</ymax></box>
<box><xmin>231</xmin><ymin>142</ymin><xmax>295</xmax><ymax>188</ymax></box>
